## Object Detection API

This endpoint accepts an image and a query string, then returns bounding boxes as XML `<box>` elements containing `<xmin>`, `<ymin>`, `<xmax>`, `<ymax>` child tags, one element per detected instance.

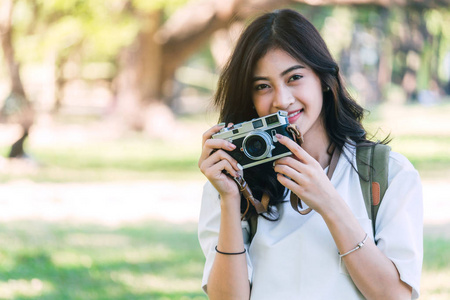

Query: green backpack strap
<box><xmin>356</xmin><ymin>143</ymin><xmax>391</xmax><ymax>235</ymax></box>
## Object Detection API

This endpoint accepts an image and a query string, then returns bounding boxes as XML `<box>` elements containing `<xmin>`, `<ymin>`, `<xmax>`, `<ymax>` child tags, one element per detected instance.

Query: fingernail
<box><xmin>237</xmin><ymin>163</ymin><xmax>243</xmax><ymax>170</ymax></box>
<box><xmin>272</xmin><ymin>161</ymin><xmax>276</xmax><ymax>167</ymax></box>
<box><xmin>229</xmin><ymin>143</ymin><xmax>236</xmax><ymax>149</ymax></box>
<box><xmin>275</xmin><ymin>134</ymin><xmax>283</xmax><ymax>139</ymax></box>
<box><xmin>218</xmin><ymin>122</ymin><xmax>226</xmax><ymax>127</ymax></box>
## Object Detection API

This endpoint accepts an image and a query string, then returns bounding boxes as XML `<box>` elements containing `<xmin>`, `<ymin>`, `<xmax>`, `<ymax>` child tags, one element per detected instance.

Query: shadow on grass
<box><xmin>0</xmin><ymin>220</ymin><xmax>207</xmax><ymax>300</ymax></box>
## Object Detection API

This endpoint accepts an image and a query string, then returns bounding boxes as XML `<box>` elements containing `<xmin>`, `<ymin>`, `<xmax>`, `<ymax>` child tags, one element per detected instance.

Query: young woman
<box><xmin>198</xmin><ymin>9</ymin><xmax>422</xmax><ymax>299</ymax></box>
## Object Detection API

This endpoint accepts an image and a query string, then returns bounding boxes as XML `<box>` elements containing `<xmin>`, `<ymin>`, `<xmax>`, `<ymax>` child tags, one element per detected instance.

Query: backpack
<box><xmin>248</xmin><ymin>143</ymin><xmax>391</xmax><ymax>242</ymax></box>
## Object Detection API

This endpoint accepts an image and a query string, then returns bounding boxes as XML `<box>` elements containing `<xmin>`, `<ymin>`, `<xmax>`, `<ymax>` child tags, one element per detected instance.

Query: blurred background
<box><xmin>0</xmin><ymin>0</ymin><xmax>449</xmax><ymax>299</ymax></box>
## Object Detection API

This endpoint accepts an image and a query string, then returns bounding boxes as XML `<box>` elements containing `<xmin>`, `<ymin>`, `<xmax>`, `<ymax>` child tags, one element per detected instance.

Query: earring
<box><xmin>323</xmin><ymin>86</ymin><xmax>330</xmax><ymax>92</ymax></box>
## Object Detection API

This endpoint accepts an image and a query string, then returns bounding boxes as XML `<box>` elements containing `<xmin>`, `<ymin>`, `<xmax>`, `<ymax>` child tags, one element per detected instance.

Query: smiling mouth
<box><xmin>288</xmin><ymin>109</ymin><xmax>303</xmax><ymax>118</ymax></box>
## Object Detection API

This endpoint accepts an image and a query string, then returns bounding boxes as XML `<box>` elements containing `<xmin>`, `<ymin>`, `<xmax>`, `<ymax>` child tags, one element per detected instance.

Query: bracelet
<box><xmin>215</xmin><ymin>245</ymin><xmax>246</xmax><ymax>255</ymax></box>
<box><xmin>338</xmin><ymin>233</ymin><xmax>368</xmax><ymax>258</ymax></box>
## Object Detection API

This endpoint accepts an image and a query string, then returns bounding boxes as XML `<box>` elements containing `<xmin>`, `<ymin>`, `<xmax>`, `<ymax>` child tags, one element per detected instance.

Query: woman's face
<box><xmin>252</xmin><ymin>48</ymin><xmax>326</xmax><ymax>140</ymax></box>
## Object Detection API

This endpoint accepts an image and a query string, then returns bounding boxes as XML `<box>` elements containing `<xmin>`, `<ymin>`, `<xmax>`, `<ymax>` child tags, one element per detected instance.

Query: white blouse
<box><xmin>198</xmin><ymin>144</ymin><xmax>423</xmax><ymax>299</ymax></box>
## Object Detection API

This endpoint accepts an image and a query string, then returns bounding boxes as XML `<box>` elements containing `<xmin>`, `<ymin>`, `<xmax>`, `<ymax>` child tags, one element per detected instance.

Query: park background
<box><xmin>0</xmin><ymin>0</ymin><xmax>449</xmax><ymax>299</ymax></box>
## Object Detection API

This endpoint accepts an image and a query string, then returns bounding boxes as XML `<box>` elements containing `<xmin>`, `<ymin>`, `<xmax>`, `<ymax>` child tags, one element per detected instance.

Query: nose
<box><xmin>272</xmin><ymin>86</ymin><xmax>294</xmax><ymax>110</ymax></box>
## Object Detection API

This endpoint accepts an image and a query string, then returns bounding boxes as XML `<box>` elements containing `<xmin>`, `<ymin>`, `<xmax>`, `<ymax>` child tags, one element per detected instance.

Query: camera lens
<box><xmin>243</xmin><ymin>131</ymin><xmax>272</xmax><ymax>160</ymax></box>
<box><xmin>246</xmin><ymin>136</ymin><xmax>265</xmax><ymax>157</ymax></box>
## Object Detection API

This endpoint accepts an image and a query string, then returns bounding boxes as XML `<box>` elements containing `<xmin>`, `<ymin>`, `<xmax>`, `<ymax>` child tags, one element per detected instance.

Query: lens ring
<box><xmin>242</xmin><ymin>131</ymin><xmax>273</xmax><ymax>160</ymax></box>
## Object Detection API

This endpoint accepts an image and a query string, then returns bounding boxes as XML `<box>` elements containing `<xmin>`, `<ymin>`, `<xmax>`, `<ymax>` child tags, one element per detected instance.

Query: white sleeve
<box><xmin>374</xmin><ymin>152</ymin><xmax>423</xmax><ymax>299</ymax></box>
<box><xmin>197</xmin><ymin>181</ymin><xmax>253</xmax><ymax>294</ymax></box>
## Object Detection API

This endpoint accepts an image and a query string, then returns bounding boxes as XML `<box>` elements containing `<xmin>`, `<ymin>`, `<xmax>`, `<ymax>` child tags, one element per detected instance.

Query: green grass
<box><xmin>420</xmin><ymin>235</ymin><xmax>450</xmax><ymax>299</ymax></box>
<box><xmin>423</xmin><ymin>237</ymin><xmax>450</xmax><ymax>271</ymax></box>
<box><xmin>0</xmin><ymin>220</ymin><xmax>449</xmax><ymax>299</ymax></box>
<box><xmin>0</xmin><ymin>136</ymin><xmax>204</xmax><ymax>182</ymax></box>
<box><xmin>362</xmin><ymin>102</ymin><xmax>450</xmax><ymax>180</ymax></box>
<box><xmin>0</xmin><ymin>220</ymin><xmax>208</xmax><ymax>299</ymax></box>
<box><xmin>387</xmin><ymin>134</ymin><xmax>450</xmax><ymax>178</ymax></box>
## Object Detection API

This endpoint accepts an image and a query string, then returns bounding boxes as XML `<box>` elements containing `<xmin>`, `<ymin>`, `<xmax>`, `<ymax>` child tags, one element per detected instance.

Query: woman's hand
<box><xmin>198</xmin><ymin>124</ymin><xmax>242</xmax><ymax>200</ymax></box>
<box><xmin>199</xmin><ymin>125</ymin><xmax>250</xmax><ymax>300</ymax></box>
<box><xmin>273</xmin><ymin>134</ymin><xmax>339</xmax><ymax>215</ymax></box>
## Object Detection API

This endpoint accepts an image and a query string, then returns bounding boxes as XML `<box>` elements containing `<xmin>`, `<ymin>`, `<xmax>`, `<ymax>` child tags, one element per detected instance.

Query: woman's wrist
<box><xmin>219</xmin><ymin>193</ymin><xmax>242</xmax><ymax>211</ymax></box>
<box><xmin>220</xmin><ymin>193</ymin><xmax>241</xmax><ymax>206</ymax></box>
<box><xmin>319</xmin><ymin>195</ymin><xmax>368</xmax><ymax>253</ymax></box>
<box><xmin>314</xmin><ymin>191</ymin><xmax>345</xmax><ymax>218</ymax></box>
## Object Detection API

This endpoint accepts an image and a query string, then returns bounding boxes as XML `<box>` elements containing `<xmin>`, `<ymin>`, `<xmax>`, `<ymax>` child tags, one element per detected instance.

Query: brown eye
<box><xmin>255</xmin><ymin>84</ymin><xmax>269</xmax><ymax>91</ymax></box>
<box><xmin>288</xmin><ymin>74</ymin><xmax>302</xmax><ymax>82</ymax></box>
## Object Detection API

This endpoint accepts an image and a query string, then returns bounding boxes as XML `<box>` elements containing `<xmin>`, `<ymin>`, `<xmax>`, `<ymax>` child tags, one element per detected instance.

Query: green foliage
<box><xmin>424</xmin><ymin>8</ymin><xmax>450</xmax><ymax>37</ymax></box>
<box><xmin>4</xmin><ymin>0</ymin><xmax>450</xmax><ymax>105</ymax></box>
<box><xmin>424</xmin><ymin>8</ymin><xmax>450</xmax><ymax>82</ymax></box>
<box><xmin>12</xmin><ymin>0</ymin><xmax>139</xmax><ymax>64</ymax></box>
<box><xmin>10</xmin><ymin>0</ymin><xmax>192</xmax><ymax>62</ymax></box>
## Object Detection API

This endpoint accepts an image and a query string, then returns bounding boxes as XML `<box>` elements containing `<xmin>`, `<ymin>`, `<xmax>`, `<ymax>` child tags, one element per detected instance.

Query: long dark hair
<box><xmin>214</xmin><ymin>9</ymin><xmax>370</xmax><ymax>220</ymax></box>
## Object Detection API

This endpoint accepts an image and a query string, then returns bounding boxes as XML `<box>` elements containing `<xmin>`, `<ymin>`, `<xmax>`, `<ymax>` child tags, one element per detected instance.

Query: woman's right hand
<box><xmin>198</xmin><ymin>123</ymin><xmax>242</xmax><ymax>199</ymax></box>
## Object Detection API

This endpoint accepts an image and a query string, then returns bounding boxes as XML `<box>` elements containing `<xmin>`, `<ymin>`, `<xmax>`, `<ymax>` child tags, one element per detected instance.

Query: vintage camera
<box><xmin>212</xmin><ymin>111</ymin><xmax>294</xmax><ymax>169</ymax></box>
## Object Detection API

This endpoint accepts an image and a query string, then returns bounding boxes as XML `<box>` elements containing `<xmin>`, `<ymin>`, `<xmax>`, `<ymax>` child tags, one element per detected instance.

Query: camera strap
<box><xmin>232</xmin><ymin>175</ymin><xmax>269</xmax><ymax>219</ymax></box>
<box><xmin>286</xmin><ymin>124</ymin><xmax>312</xmax><ymax>215</ymax></box>
<box><xmin>286</xmin><ymin>124</ymin><xmax>304</xmax><ymax>145</ymax></box>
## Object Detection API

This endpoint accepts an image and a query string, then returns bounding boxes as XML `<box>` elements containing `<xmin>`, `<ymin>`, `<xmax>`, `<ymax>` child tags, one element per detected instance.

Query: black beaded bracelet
<box><xmin>215</xmin><ymin>245</ymin><xmax>246</xmax><ymax>255</ymax></box>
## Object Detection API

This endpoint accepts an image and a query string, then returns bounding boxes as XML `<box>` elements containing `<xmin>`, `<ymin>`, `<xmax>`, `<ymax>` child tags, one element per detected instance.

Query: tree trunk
<box><xmin>113</xmin><ymin>9</ymin><xmax>164</xmax><ymax>130</ymax></box>
<box><xmin>1</xmin><ymin>0</ymin><xmax>26</xmax><ymax>98</ymax></box>
<box><xmin>0</xmin><ymin>0</ymin><xmax>34</xmax><ymax>158</ymax></box>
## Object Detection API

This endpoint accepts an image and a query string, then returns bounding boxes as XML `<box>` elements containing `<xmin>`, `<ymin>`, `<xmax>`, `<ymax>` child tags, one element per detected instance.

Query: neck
<box><xmin>301</xmin><ymin>129</ymin><xmax>332</xmax><ymax>169</ymax></box>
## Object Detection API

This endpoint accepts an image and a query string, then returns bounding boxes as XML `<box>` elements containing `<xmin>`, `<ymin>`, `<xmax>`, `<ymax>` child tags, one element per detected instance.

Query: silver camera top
<box><xmin>211</xmin><ymin>111</ymin><xmax>292</xmax><ymax>169</ymax></box>
<box><xmin>213</xmin><ymin>110</ymin><xmax>289</xmax><ymax>140</ymax></box>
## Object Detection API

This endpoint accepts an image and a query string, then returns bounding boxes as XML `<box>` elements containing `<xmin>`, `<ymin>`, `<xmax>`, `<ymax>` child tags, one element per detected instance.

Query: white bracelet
<box><xmin>338</xmin><ymin>233</ymin><xmax>368</xmax><ymax>258</ymax></box>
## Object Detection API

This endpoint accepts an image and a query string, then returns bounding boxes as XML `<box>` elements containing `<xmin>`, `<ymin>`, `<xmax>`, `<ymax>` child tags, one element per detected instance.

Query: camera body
<box><xmin>212</xmin><ymin>111</ymin><xmax>294</xmax><ymax>169</ymax></box>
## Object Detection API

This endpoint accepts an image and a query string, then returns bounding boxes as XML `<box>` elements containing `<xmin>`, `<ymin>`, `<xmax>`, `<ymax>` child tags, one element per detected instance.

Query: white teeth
<box><xmin>288</xmin><ymin>110</ymin><xmax>302</xmax><ymax>118</ymax></box>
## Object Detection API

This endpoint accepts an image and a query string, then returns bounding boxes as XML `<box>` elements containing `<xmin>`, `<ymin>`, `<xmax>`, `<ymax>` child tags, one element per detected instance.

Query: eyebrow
<box><xmin>253</xmin><ymin>65</ymin><xmax>305</xmax><ymax>82</ymax></box>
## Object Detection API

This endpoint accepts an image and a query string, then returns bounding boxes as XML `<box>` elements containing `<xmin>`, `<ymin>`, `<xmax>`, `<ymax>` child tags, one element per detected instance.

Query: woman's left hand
<box><xmin>273</xmin><ymin>134</ymin><xmax>339</xmax><ymax>215</ymax></box>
